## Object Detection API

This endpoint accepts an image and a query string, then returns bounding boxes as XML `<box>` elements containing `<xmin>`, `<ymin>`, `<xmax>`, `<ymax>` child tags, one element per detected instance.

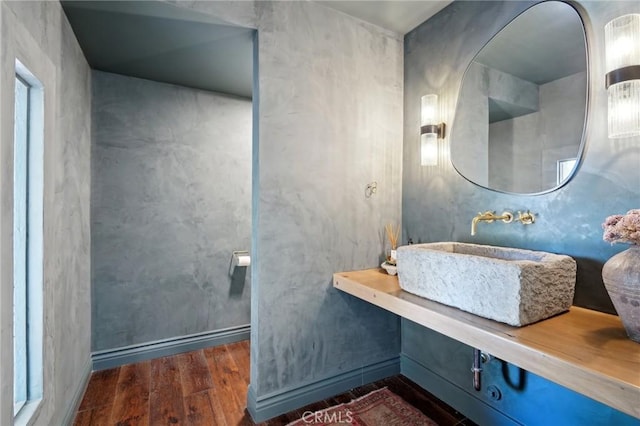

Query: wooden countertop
<box><xmin>333</xmin><ymin>268</ymin><xmax>640</xmax><ymax>419</ymax></box>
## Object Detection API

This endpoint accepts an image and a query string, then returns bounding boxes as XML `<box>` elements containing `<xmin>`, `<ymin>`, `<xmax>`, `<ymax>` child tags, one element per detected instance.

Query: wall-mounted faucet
<box><xmin>471</xmin><ymin>210</ymin><xmax>535</xmax><ymax>235</ymax></box>
<box><xmin>471</xmin><ymin>211</ymin><xmax>513</xmax><ymax>236</ymax></box>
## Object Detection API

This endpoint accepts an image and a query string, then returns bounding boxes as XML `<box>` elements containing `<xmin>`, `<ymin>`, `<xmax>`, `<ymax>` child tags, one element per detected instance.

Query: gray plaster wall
<box><xmin>489</xmin><ymin>71</ymin><xmax>587</xmax><ymax>192</ymax></box>
<box><xmin>453</xmin><ymin>61</ymin><xmax>586</xmax><ymax>193</ymax></box>
<box><xmin>251</xmin><ymin>0</ymin><xmax>403</xmax><ymax>397</ymax></box>
<box><xmin>403</xmin><ymin>1</ymin><xmax>640</xmax><ymax>423</ymax></box>
<box><xmin>174</xmin><ymin>0</ymin><xmax>404</xmax><ymax>407</ymax></box>
<box><xmin>453</xmin><ymin>61</ymin><xmax>541</xmax><ymax>190</ymax></box>
<box><xmin>0</xmin><ymin>2</ymin><xmax>91</xmax><ymax>425</ymax></box>
<box><xmin>91</xmin><ymin>71</ymin><xmax>252</xmax><ymax>351</ymax></box>
<box><xmin>451</xmin><ymin>62</ymin><xmax>490</xmax><ymax>185</ymax></box>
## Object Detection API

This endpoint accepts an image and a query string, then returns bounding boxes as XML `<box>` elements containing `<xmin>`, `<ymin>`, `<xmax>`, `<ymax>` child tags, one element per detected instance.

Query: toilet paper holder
<box><xmin>230</xmin><ymin>250</ymin><xmax>251</xmax><ymax>276</ymax></box>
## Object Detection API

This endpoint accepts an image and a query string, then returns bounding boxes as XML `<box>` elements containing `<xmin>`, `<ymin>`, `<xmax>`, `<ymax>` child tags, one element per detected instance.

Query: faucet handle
<box><xmin>500</xmin><ymin>211</ymin><xmax>514</xmax><ymax>224</ymax></box>
<box><xmin>517</xmin><ymin>210</ymin><xmax>535</xmax><ymax>225</ymax></box>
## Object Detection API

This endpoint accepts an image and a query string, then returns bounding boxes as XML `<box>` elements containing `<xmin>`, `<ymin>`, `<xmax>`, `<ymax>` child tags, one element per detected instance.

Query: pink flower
<box><xmin>602</xmin><ymin>209</ymin><xmax>640</xmax><ymax>245</ymax></box>
<box><xmin>603</xmin><ymin>214</ymin><xmax>622</xmax><ymax>227</ymax></box>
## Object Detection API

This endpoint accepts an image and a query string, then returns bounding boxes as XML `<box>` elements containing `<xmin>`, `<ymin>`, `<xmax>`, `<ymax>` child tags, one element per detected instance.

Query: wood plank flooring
<box><xmin>74</xmin><ymin>340</ymin><xmax>476</xmax><ymax>425</ymax></box>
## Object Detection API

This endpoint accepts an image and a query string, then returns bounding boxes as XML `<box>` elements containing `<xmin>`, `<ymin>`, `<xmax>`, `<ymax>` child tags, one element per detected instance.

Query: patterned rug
<box><xmin>286</xmin><ymin>387</ymin><xmax>439</xmax><ymax>426</ymax></box>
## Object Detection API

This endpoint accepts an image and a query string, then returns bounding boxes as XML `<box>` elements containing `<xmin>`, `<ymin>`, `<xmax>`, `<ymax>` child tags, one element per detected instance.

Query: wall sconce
<box><xmin>605</xmin><ymin>14</ymin><xmax>640</xmax><ymax>138</ymax></box>
<box><xmin>420</xmin><ymin>94</ymin><xmax>445</xmax><ymax>166</ymax></box>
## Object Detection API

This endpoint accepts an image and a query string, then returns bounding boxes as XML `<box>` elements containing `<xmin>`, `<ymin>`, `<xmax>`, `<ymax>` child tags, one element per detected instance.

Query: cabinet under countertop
<box><xmin>333</xmin><ymin>268</ymin><xmax>640</xmax><ymax>419</ymax></box>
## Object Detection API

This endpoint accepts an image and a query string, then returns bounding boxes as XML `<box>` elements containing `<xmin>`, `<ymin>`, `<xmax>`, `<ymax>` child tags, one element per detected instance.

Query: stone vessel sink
<box><xmin>396</xmin><ymin>242</ymin><xmax>577</xmax><ymax>326</ymax></box>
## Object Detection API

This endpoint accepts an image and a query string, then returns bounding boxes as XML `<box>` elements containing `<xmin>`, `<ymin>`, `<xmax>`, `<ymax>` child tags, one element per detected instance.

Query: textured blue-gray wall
<box><xmin>403</xmin><ymin>0</ymin><xmax>640</xmax><ymax>314</ymax></box>
<box><xmin>0</xmin><ymin>2</ymin><xmax>92</xmax><ymax>424</ymax></box>
<box><xmin>402</xmin><ymin>1</ymin><xmax>640</xmax><ymax>424</ymax></box>
<box><xmin>402</xmin><ymin>321</ymin><xmax>639</xmax><ymax>425</ymax></box>
<box><xmin>453</xmin><ymin>61</ymin><xmax>586</xmax><ymax>193</ymax></box>
<box><xmin>91</xmin><ymin>0</ymin><xmax>404</xmax><ymax>416</ymax></box>
<box><xmin>249</xmin><ymin>1</ymin><xmax>403</xmax><ymax>397</ymax></box>
<box><xmin>91</xmin><ymin>71</ymin><xmax>252</xmax><ymax>351</ymax></box>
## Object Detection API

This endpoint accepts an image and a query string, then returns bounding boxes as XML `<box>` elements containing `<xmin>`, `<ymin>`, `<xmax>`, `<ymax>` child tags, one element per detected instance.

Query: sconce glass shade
<box><xmin>605</xmin><ymin>14</ymin><xmax>640</xmax><ymax>138</ymax></box>
<box><xmin>605</xmin><ymin>14</ymin><xmax>640</xmax><ymax>72</ymax></box>
<box><xmin>421</xmin><ymin>133</ymin><xmax>438</xmax><ymax>166</ymax></box>
<box><xmin>420</xmin><ymin>95</ymin><xmax>444</xmax><ymax>166</ymax></box>
<box><xmin>608</xmin><ymin>80</ymin><xmax>640</xmax><ymax>138</ymax></box>
<box><xmin>420</xmin><ymin>94</ymin><xmax>440</xmax><ymax>166</ymax></box>
<box><xmin>421</xmin><ymin>94</ymin><xmax>438</xmax><ymax>126</ymax></box>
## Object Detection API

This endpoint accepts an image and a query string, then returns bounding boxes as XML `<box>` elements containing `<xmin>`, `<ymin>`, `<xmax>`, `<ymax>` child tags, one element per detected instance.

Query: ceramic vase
<box><xmin>602</xmin><ymin>245</ymin><xmax>640</xmax><ymax>343</ymax></box>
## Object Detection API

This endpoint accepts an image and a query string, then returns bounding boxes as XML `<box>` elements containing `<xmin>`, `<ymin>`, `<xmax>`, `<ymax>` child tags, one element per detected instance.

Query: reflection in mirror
<box><xmin>450</xmin><ymin>1</ymin><xmax>588</xmax><ymax>194</ymax></box>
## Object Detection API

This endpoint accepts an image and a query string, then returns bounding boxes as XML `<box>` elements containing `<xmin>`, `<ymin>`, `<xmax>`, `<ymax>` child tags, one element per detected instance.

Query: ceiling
<box><xmin>61</xmin><ymin>1</ymin><xmax>451</xmax><ymax>99</ymax></box>
<box><xmin>317</xmin><ymin>1</ymin><xmax>451</xmax><ymax>34</ymax></box>
<box><xmin>61</xmin><ymin>1</ymin><xmax>256</xmax><ymax>98</ymax></box>
<box><xmin>475</xmin><ymin>1</ymin><xmax>586</xmax><ymax>85</ymax></box>
<box><xmin>60</xmin><ymin>1</ymin><xmax>585</xmax><ymax>101</ymax></box>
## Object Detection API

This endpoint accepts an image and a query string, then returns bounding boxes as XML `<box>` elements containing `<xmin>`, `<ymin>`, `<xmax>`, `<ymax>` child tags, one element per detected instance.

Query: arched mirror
<box><xmin>450</xmin><ymin>1</ymin><xmax>588</xmax><ymax>195</ymax></box>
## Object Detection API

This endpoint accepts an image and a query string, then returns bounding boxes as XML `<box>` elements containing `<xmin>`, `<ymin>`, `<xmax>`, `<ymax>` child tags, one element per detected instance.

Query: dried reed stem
<box><xmin>385</xmin><ymin>223</ymin><xmax>400</xmax><ymax>250</ymax></box>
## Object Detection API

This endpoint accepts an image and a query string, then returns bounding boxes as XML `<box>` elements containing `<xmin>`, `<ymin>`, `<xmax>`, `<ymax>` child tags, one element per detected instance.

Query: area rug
<box><xmin>286</xmin><ymin>387</ymin><xmax>439</xmax><ymax>426</ymax></box>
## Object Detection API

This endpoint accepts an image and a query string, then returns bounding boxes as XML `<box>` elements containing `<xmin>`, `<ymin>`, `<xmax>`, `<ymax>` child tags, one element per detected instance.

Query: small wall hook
<box><xmin>365</xmin><ymin>181</ymin><xmax>377</xmax><ymax>198</ymax></box>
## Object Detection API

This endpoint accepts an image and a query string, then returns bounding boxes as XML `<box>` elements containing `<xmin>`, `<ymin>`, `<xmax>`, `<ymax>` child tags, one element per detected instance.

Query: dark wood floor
<box><xmin>74</xmin><ymin>340</ymin><xmax>476</xmax><ymax>425</ymax></box>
